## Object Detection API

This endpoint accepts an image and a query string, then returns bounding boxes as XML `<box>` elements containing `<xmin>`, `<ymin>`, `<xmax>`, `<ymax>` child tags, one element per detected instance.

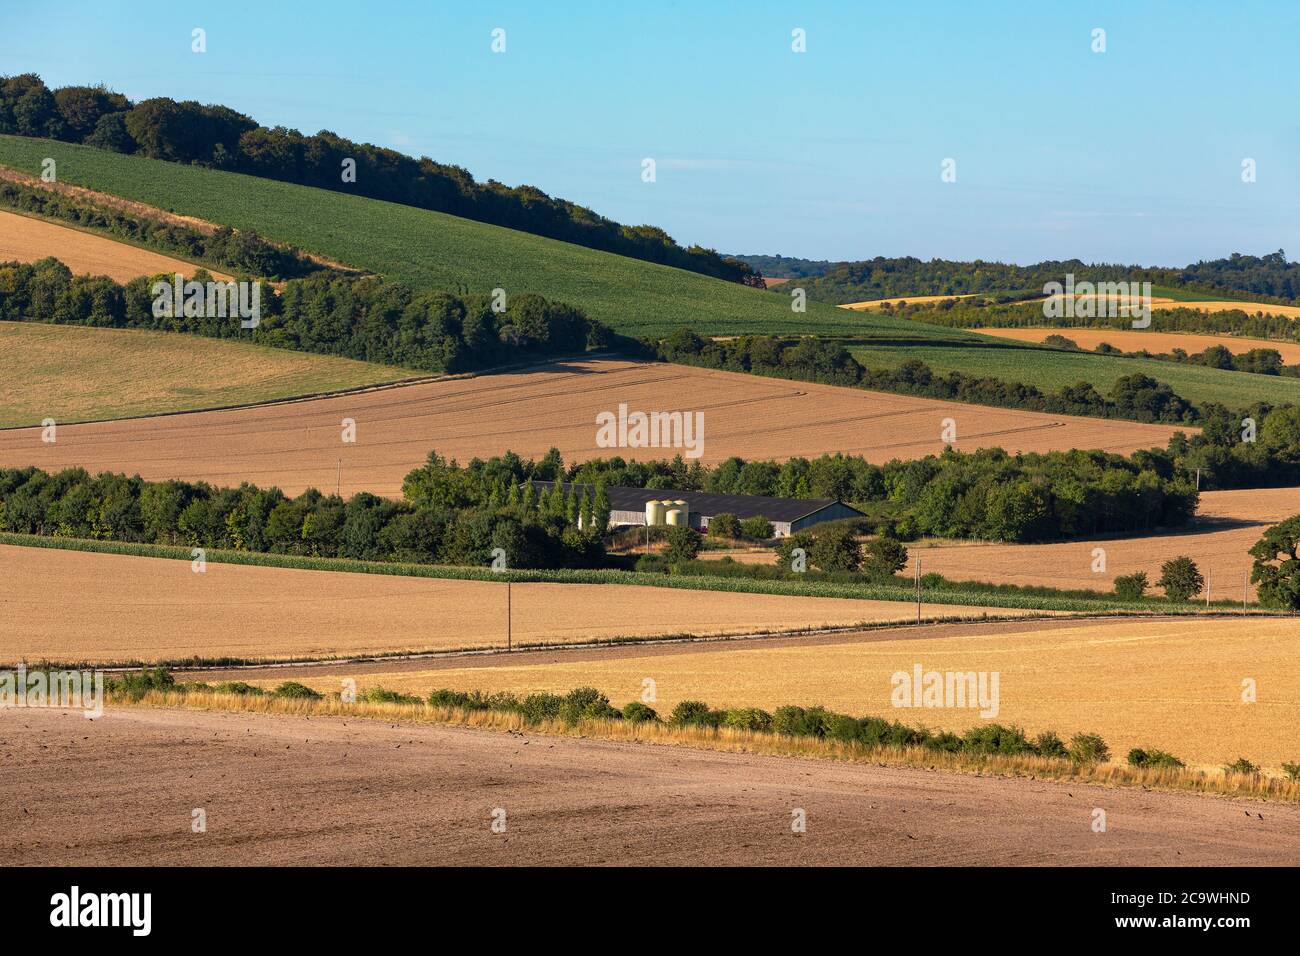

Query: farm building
<box><xmin>530</xmin><ymin>482</ymin><xmax>864</xmax><ymax>537</ymax></box>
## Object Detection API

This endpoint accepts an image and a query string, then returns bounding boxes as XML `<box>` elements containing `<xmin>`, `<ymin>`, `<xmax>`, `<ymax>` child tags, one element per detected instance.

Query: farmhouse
<box><xmin>530</xmin><ymin>482</ymin><xmax>864</xmax><ymax>537</ymax></box>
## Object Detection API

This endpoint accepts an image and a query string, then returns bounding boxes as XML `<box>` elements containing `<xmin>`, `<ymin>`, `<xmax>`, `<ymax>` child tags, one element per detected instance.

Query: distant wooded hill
<box><xmin>758</xmin><ymin>253</ymin><xmax>1300</xmax><ymax>305</ymax></box>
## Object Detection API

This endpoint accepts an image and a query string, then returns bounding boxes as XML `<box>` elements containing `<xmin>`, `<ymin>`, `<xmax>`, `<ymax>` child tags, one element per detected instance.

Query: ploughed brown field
<box><xmin>0</xmin><ymin>542</ymin><xmax>1044</xmax><ymax>665</ymax></box>
<box><xmin>9</xmin><ymin>706</ymin><xmax>1297</xmax><ymax>865</ymax></box>
<box><xmin>0</xmin><ymin>357</ymin><xmax>1189</xmax><ymax>497</ymax></box>
<box><xmin>0</xmin><ymin>207</ymin><xmax>228</xmax><ymax>282</ymax></box>
<box><xmin>974</xmin><ymin>327</ymin><xmax>1300</xmax><ymax>364</ymax></box>
<box><xmin>912</xmin><ymin>486</ymin><xmax>1299</xmax><ymax>601</ymax></box>
<box><xmin>235</xmin><ymin>616</ymin><xmax>1300</xmax><ymax>772</ymax></box>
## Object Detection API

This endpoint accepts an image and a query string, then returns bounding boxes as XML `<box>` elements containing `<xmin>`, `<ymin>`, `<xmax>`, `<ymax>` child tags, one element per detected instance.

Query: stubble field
<box><xmin>0</xmin><ymin>357</ymin><xmax>1189</xmax><ymax>497</ymax></box>
<box><xmin>974</xmin><ymin>326</ymin><xmax>1300</xmax><ymax>364</ymax></box>
<box><xmin>0</xmin><ymin>542</ymin><xmax>1044</xmax><ymax>665</ymax></box>
<box><xmin>0</xmin><ymin>207</ymin><xmax>227</xmax><ymax>282</ymax></box>
<box><xmin>0</xmin><ymin>321</ymin><xmax>415</xmax><ymax>426</ymax></box>
<box><xmin>238</xmin><ymin>616</ymin><xmax>1300</xmax><ymax>772</ymax></box>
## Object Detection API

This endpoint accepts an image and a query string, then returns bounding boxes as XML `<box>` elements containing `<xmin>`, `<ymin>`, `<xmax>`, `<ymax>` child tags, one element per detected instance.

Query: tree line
<box><xmin>0</xmin><ymin>73</ymin><xmax>760</xmax><ymax>286</ymax></box>
<box><xmin>0</xmin><ymin>257</ymin><xmax>610</xmax><ymax>373</ymax></box>
<box><xmin>652</xmin><ymin>329</ymin><xmax>1199</xmax><ymax>424</ymax></box>
<box><xmin>0</xmin><ymin>454</ymin><xmax>612</xmax><ymax>570</ymax></box>
<box><xmin>780</xmin><ymin>253</ymin><xmax>1299</xmax><ymax>306</ymax></box>
<box><xmin>0</xmin><ymin>176</ymin><xmax>331</xmax><ymax>280</ymax></box>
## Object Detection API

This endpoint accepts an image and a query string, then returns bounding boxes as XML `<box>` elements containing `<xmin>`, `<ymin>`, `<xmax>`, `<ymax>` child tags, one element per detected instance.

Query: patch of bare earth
<box><xmin>4</xmin><ymin>707</ymin><xmax>1297</xmax><ymax>865</ymax></box>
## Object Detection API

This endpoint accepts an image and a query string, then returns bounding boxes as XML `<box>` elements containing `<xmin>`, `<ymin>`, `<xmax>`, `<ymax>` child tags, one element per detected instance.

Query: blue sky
<box><xmin>2</xmin><ymin>0</ymin><xmax>1296</xmax><ymax>265</ymax></box>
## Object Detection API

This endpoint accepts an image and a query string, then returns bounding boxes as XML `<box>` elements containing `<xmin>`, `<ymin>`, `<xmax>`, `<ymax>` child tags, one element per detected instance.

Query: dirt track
<box><xmin>0</xmin><ymin>357</ymin><xmax>1190</xmax><ymax>497</ymax></box>
<box><xmin>4</xmin><ymin>706</ymin><xmax>1296</xmax><ymax>865</ymax></box>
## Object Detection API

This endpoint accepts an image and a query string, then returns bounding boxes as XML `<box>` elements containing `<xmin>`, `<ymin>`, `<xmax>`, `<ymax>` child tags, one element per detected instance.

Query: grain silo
<box><xmin>645</xmin><ymin>499</ymin><xmax>665</xmax><ymax>526</ymax></box>
<box><xmin>672</xmin><ymin>499</ymin><xmax>689</xmax><ymax>527</ymax></box>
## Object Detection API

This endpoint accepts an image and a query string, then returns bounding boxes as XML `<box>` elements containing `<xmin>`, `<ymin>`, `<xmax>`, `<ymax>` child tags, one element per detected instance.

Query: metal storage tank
<box><xmin>672</xmin><ymin>499</ymin><xmax>689</xmax><ymax>526</ymax></box>
<box><xmin>665</xmin><ymin>508</ymin><xmax>683</xmax><ymax>526</ymax></box>
<box><xmin>645</xmin><ymin>499</ymin><xmax>665</xmax><ymax>526</ymax></box>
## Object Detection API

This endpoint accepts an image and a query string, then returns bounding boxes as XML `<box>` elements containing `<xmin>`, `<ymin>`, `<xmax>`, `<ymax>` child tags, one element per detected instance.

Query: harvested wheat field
<box><xmin>0</xmin><ymin>542</ymin><xmax>1043</xmax><ymax>665</ymax></box>
<box><xmin>913</xmin><ymin>486</ymin><xmax>1300</xmax><ymax>601</ymax></box>
<box><xmin>10</xmin><ymin>707</ymin><xmax>1297</xmax><ymax>865</ymax></box>
<box><xmin>842</xmin><ymin>294</ymin><xmax>980</xmax><ymax>309</ymax></box>
<box><xmin>251</xmin><ymin>616</ymin><xmax>1300</xmax><ymax>772</ymax></box>
<box><xmin>0</xmin><ymin>208</ymin><xmax>228</xmax><ymax>282</ymax></box>
<box><xmin>0</xmin><ymin>321</ymin><xmax>414</xmax><ymax>426</ymax></box>
<box><xmin>974</xmin><ymin>327</ymin><xmax>1300</xmax><ymax>364</ymax></box>
<box><xmin>0</xmin><ymin>357</ymin><xmax>1189</xmax><ymax>497</ymax></box>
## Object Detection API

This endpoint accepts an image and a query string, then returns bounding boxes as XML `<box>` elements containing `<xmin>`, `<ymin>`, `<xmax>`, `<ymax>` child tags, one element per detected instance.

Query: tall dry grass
<box><xmin>124</xmin><ymin>690</ymin><xmax>1300</xmax><ymax>804</ymax></box>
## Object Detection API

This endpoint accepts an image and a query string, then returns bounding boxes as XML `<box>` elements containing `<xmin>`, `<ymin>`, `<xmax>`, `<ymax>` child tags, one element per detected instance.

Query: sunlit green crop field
<box><xmin>0</xmin><ymin>136</ymin><xmax>962</xmax><ymax>341</ymax></box>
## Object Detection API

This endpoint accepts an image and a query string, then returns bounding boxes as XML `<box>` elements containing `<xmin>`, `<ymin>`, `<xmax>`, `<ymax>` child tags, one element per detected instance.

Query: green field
<box><xmin>5</xmin><ymin>135</ymin><xmax>1294</xmax><ymax>413</ymax></box>
<box><xmin>848</xmin><ymin>336</ymin><xmax>1300</xmax><ymax>408</ymax></box>
<box><xmin>0</xmin><ymin>321</ymin><xmax>415</xmax><ymax>426</ymax></box>
<box><xmin>0</xmin><ymin>135</ymin><xmax>944</xmax><ymax>341</ymax></box>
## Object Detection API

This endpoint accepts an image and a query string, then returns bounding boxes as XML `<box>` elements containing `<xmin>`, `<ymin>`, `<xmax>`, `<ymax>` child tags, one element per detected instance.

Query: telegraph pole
<box><xmin>915</xmin><ymin>555</ymin><xmax>922</xmax><ymax>625</ymax></box>
<box><xmin>336</xmin><ymin>458</ymin><xmax>342</xmax><ymax>496</ymax></box>
<box><xmin>507</xmin><ymin>579</ymin><xmax>512</xmax><ymax>652</ymax></box>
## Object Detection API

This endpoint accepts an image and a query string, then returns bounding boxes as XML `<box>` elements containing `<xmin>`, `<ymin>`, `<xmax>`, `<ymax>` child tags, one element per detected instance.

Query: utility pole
<box><xmin>1195</xmin><ymin>467</ymin><xmax>1201</xmax><ymax>491</ymax></box>
<box><xmin>1243</xmin><ymin>568</ymin><xmax>1249</xmax><ymax>613</ymax></box>
<box><xmin>915</xmin><ymin>555</ymin><xmax>922</xmax><ymax>625</ymax></box>
<box><xmin>1205</xmin><ymin>573</ymin><xmax>1211</xmax><ymax>608</ymax></box>
<box><xmin>336</xmin><ymin>458</ymin><xmax>342</xmax><ymax>497</ymax></box>
<box><xmin>506</xmin><ymin>579</ymin><xmax>512</xmax><ymax>652</ymax></box>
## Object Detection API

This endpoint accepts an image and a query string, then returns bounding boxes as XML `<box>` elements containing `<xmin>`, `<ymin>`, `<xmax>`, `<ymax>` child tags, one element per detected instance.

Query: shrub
<box><xmin>427</xmin><ymin>688</ymin><xmax>521</xmax><ymax>711</ymax></box>
<box><xmin>771</xmin><ymin>705</ymin><xmax>832</xmax><ymax>738</ymax></box>
<box><xmin>358</xmin><ymin>687</ymin><xmax>422</xmax><ymax>706</ymax></box>
<box><xmin>722</xmin><ymin>707</ymin><xmax>772</xmax><ymax>732</ymax></box>
<box><xmin>707</xmin><ymin>512</ymin><xmax>741</xmax><ymax>538</ymax></box>
<box><xmin>621</xmin><ymin>701</ymin><xmax>659</xmax><ymax>723</ymax></box>
<box><xmin>521</xmin><ymin>692</ymin><xmax>564</xmax><ymax>723</ymax></box>
<box><xmin>1127</xmin><ymin>747</ymin><xmax>1184</xmax><ymax>769</ymax></box>
<box><xmin>1034</xmin><ymin>731</ymin><xmax>1069</xmax><ymax>759</ymax></box>
<box><xmin>106</xmin><ymin>667</ymin><xmax>175</xmax><ymax>699</ymax></box>
<box><xmin>272</xmin><ymin>681</ymin><xmax>322</xmax><ymax>700</ymax></box>
<box><xmin>962</xmin><ymin>723</ymin><xmax>1034</xmax><ymax>755</ymax></box>
<box><xmin>634</xmin><ymin>553</ymin><xmax>667</xmax><ymax>573</ymax></box>
<box><xmin>1222</xmin><ymin>756</ymin><xmax>1259</xmax><ymax>776</ymax></box>
<box><xmin>809</xmin><ymin>525</ymin><xmax>862</xmax><ymax>572</ymax></box>
<box><xmin>1068</xmin><ymin>732</ymin><xmax>1111</xmax><ymax>764</ymax></box>
<box><xmin>1157</xmin><ymin>556</ymin><xmax>1203</xmax><ymax>601</ymax></box>
<box><xmin>863</xmin><ymin>536</ymin><xmax>908</xmax><ymax>578</ymax></box>
<box><xmin>1282</xmin><ymin>761</ymin><xmax>1300</xmax><ymax>781</ymax></box>
<box><xmin>1112</xmin><ymin>571</ymin><xmax>1149</xmax><ymax>601</ymax></box>
<box><xmin>739</xmin><ymin>516</ymin><xmax>774</xmax><ymax>540</ymax></box>
<box><xmin>923</xmin><ymin>731</ymin><xmax>963</xmax><ymax>753</ymax></box>
<box><xmin>663</xmin><ymin>524</ymin><xmax>701</xmax><ymax>564</ymax></box>
<box><xmin>558</xmin><ymin>687</ymin><xmax>620</xmax><ymax>723</ymax></box>
<box><xmin>669</xmin><ymin>700</ymin><xmax>715</xmax><ymax>726</ymax></box>
<box><xmin>213</xmin><ymin>681</ymin><xmax>264</xmax><ymax>696</ymax></box>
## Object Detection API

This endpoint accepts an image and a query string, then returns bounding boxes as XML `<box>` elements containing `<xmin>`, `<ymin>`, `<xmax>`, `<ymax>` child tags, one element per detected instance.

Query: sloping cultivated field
<box><xmin>0</xmin><ymin>207</ymin><xmax>227</xmax><ymax>282</ymax></box>
<box><xmin>912</xmin><ymin>486</ymin><xmax>1300</xmax><ymax>601</ymax></box>
<box><xmin>0</xmin><ymin>542</ymin><xmax>1043</xmax><ymax>665</ymax></box>
<box><xmin>0</xmin><ymin>357</ymin><xmax>1188</xmax><ymax>497</ymax></box>
<box><xmin>0</xmin><ymin>321</ymin><xmax>414</xmax><ymax>426</ymax></box>
<box><xmin>249</xmin><ymin>617</ymin><xmax>1300</xmax><ymax>772</ymax></box>
<box><xmin>973</xmin><ymin>326</ymin><xmax>1300</xmax><ymax>365</ymax></box>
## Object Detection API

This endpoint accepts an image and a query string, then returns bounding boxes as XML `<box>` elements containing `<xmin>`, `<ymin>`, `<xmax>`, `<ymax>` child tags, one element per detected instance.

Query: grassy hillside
<box><xmin>0</xmin><ymin>321</ymin><xmax>414</xmax><ymax>426</ymax></box>
<box><xmin>3</xmin><ymin>135</ymin><xmax>1292</xmax><ymax>414</ymax></box>
<box><xmin>848</xmin><ymin>336</ymin><xmax>1300</xmax><ymax>408</ymax></box>
<box><xmin>0</xmin><ymin>135</ymin><xmax>935</xmax><ymax>341</ymax></box>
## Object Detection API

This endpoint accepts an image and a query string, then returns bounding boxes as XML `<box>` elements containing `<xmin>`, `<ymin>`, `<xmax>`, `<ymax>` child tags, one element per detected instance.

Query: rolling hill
<box><xmin>2</xmin><ymin>135</ymin><xmax>1294</xmax><ymax>414</ymax></box>
<box><xmin>0</xmin><ymin>320</ymin><xmax>415</xmax><ymax>426</ymax></box>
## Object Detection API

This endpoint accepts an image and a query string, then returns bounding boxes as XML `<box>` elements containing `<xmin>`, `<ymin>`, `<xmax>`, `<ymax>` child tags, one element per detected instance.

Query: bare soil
<box><xmin>4</xmin><ymin>706</ymin><xmax>1296</xmax><ymax>865</ymax></box>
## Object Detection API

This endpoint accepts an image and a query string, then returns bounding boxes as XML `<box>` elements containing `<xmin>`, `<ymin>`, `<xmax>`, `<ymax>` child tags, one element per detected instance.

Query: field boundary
<box><xmin>1</xmin><ymin>532</ymin><xmax>1269</xmax><ymax>616</ymax></box>
<box><xmin>113</xmin><ymin>692</ymin><xmax>1300</xmax><ymax>803</ymax></box>
<box><xmin>0</xmin><ymin>350</ymin><xmax>616</xmax><ymax>431</ymax></box>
